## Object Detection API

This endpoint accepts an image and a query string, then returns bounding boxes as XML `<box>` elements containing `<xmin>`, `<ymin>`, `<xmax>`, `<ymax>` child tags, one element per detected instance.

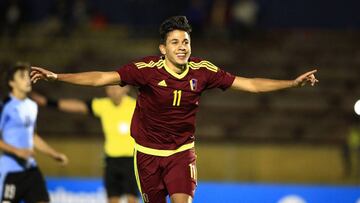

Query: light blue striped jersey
<box><xmin>0</xmin><ymin>95</ymin><xmax>38</xmax><ymax>173</ymax></box>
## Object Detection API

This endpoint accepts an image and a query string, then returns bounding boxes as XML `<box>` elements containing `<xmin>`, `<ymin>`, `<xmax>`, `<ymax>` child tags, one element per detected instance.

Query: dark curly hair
<box><xmin>159</xmin><ymin>16</ymin><xmax>192</xmax><ymax>44</ymax></box>
<box><xmin>6</xmin><ymin>62</ymin><xmax>31</xmax><ymax>91</ymax></box>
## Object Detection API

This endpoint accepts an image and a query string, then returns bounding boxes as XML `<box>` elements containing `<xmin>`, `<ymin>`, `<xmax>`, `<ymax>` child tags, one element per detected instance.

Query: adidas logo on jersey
<box><xmin>158</xmin><ymin>80</ymin><xmax>167</xmax><ymax>87</ymax></box>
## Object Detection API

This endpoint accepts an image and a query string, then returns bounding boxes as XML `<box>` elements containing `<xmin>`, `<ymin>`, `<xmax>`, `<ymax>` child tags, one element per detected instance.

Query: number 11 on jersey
<box><xmin>173</xmin><ymin>90</ymin><xmax>182</xmax><ymax>106</ymax></box>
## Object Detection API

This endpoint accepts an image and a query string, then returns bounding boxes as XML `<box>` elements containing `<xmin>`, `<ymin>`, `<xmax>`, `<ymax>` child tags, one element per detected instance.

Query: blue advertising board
<box><xmin>46</xmin><ymin>177</ymin><xmax>360</xmax><ymax>203</ymax></box>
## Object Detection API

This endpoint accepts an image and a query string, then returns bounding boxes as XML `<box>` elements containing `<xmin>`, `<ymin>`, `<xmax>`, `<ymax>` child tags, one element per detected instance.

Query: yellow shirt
<box><xmin>92</xmin><ymin>96</ymin><xmax>136</xmax><ymax>157</ymax></box>
<box><xmin>348</xmin><ymin>127</ymin><xmax>360</xmax><ymax>150</ymax></box>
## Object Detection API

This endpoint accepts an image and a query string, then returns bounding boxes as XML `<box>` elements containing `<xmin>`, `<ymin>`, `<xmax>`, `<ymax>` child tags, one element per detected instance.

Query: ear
<box><xmin>8</xmin><ymin>80</ymin><xmax>14</xmax><ymax>89</ymax></box>
<box><xmin>159</xmin><ymin>44</ymin><xmax>166</xmax><ymax>55</ymax></box>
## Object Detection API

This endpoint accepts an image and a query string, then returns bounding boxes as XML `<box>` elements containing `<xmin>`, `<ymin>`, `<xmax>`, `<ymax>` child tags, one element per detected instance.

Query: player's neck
<box><xmin>11</xmin><ymin>89</ymin><xmax>27</xmax><ymax>100</ymax></box>
<box><xmin>111</xmin><ymin>97</ymin><xmax>122</xmax><ymax>106</ymax></box>
<box><xmin>164</xmin><ymin>59</ymin><xmax>186</xmax><ymax>74</ymax></box>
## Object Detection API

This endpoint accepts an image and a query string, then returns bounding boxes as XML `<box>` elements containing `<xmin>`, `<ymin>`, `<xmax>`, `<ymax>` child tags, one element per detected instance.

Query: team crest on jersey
<box><xmin>189</xmin><ymin>79</ymin><xmax>198</xmax><ymax>91</ymax></box>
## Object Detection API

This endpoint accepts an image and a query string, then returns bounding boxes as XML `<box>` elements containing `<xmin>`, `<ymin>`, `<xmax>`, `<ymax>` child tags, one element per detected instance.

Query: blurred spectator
<box><xmin>229</xmin><ymin>0</ymin><xmax>259</xmax><ymax>39</ymax></box>
<box><xmin>0</xmin><ymin>0</ymin><xmax>25</xmax><ymax>38</ymax></box>
<box><xmin>185</xmin><ymin>0</ymin><xmax>207</xmax><ymax>37</ymax></box>
<box><xmin>54</xmin><ymin>0</ymin><xmax>88</xmax><ymax>37</ymax></box>
<box><xmin>73</xmin><ymin>0</ymin><xmax>88</xmax><ymax>25</ymax></box>
<box><xmin>208</xmin><ymin>0</ymin><xmax>229</xmax><ymax>37</ymax></box>
<box><xmin>207</xmin><ymin>0</ymin><xmax>259</xmax><ymax>39</ymax></box>
<box><xmin>55</xmin><ymin>0</ymin><xmax>75</xmax><ymax>36</ymax></box>
<box><xmin>89</xmin><ymin>10</ymin><xmax>107</xmax><ymax>30</ymax></box>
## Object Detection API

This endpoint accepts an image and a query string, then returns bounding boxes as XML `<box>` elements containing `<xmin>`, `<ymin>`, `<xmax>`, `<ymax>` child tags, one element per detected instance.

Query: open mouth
<box><xmin>176</xmin><ymin>53</ymin><xmax>187</xmax><ymax>60</ymax></box>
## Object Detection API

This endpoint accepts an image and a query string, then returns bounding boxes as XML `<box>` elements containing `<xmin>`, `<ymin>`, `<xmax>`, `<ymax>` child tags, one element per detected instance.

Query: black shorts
<box><xmin>1</xmin><ymin>167</ymin><xmax>50</xmax><ymax>203</ymax></box>
<box><xmin>104</xmin><ymin>156</ymin><xmax>138</xmax><ymax>197</ymax></box>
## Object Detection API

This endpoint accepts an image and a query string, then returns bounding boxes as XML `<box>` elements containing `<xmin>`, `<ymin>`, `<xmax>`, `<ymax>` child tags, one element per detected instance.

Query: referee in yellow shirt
<box><xmin>32</xmin><ymin>85</ymin><xmax>138</xmax><ymax>203</ymax></box>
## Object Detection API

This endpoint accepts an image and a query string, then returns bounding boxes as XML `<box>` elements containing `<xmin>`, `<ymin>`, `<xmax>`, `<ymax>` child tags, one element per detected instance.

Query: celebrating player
<box><xmin>30</xmin><ymin>16</ymin><xmax>318</xmax><ymax>203</ymax></box>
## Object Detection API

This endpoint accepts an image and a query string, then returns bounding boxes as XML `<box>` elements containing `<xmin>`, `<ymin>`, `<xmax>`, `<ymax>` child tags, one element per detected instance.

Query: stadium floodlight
<box><xmin>355</xmin><ymin>99</ymin><xmax>360</xmax><ymax>116</ymax></box>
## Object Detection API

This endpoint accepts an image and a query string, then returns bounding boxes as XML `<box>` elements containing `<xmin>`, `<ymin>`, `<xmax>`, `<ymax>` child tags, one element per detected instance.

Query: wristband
<box><xmin>47</xmin><ymin>99</ymin><xmax>59</xmax><ymax>108</ymax></box>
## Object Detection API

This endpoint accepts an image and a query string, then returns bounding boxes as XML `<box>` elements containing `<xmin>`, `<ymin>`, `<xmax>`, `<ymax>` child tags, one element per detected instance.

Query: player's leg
<box><xmin>104</xmin><ymin>157</ymin><xmax>139</xmax><ymax>203</ymax></box>
<box><xmin>125</xmin><ymin>194</ymin><xmax>139</xmax><ymax>203</ymax></box>
<box><xmin>108</xmin><ymin>195</ymin><xmax>138</xmax><ymax>203</ymax></box>
<box><xmin>109</xmin><ymin>195</ymin><xmax>138</xmax><ymax>203</ymax></box>
<box><xmin>107</xmin><ymin>192</ymin><xmax>138</xmax><ymax>203</ymax></box>
<box><xmin>106</xmin><ymin>196</ymin><xmax>118</xmax><ymax>203</ymax></box>
<box><xmin>164</xmin><ymin>149</ymin><xmax>197</xmax><ymax>203</ymax></box>
<box><xmin>107</xmin><ymin>191</ymin><xmax>138</xmax><ymax>203</ymax></box>
<box><xmin>107</xmin><ymin>196</ymin><xmax>119</xmax><ymax>203</ymax></box>
<box><xmin>104</xmin><ymin>157</ymin><xmax>122</xmax><ymax>203</ymax></box>
<box><xmin>134</xmin><ymin>150</ymin><xmax>167</xmax><ymax>203</ymax></box>
<box><xmin>121</xmin><ymin>157</ymin><xmax>139</xmax><ymax>203</ymax></box>
<box><xmin>24</xmin><ymin>167</ymin><xmax>50</xmax><ymax>203</ymax></box>
<box><xmin>170</xmin><ymin>193</ymin><xmax>192</xmax><ymax>203</ymax></box>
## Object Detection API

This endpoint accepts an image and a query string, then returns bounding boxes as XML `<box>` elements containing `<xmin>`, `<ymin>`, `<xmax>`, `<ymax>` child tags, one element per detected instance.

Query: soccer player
<box><xmin>0</xmin><ymin>62</ymin><xmax>69</xmax><ymax>203</ymax></box>
<box><xmin>30</xmin><ymin>16</ymin><xmax>318</xmax><ymax>203</ymax></box>
<box><xmin>31</xmin><ymin>85</ymin><xmax>139</xmax><ymax>203</ymax></box>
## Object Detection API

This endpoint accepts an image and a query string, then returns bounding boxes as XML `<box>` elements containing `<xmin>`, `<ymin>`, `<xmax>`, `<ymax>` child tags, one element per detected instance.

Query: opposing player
<box><xmin>0</xmin><ymin>62</ymin><xmax>69</xmax><ymax>203</ymax></box>
<box><xmin>31</xmin><ymin>85</ymin><xmax>139</xmax><ymax>203</ymax></box>
<box><xmin>30</xmin><ymin>16</ymin><xmax>318</xmax><ymax>203</ymax></box>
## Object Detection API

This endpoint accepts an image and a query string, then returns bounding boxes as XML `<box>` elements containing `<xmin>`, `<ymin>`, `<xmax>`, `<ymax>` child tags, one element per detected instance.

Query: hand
<box><xmin>29</xmin><ymin>92</ymin><xmax>48</xmax><ymax>106</ymax></box>
<box><xmin>30</xmin><ymin>67</ymin><xmax>58</xmax><ymax>83</ymax></box>
<box><xmin>53</xmin><ymin>153</ymin><xmax>69</xmax><ymax>166</ymax></box>
<box><xmin>14</xmin><ymin>149</ymin><xmax>34</xmax><ymax>160</ymax></box>
<box><xmin>293</xmin><ymin>69</ymin><xmax>319</xmax><ymax>87</ymax></box>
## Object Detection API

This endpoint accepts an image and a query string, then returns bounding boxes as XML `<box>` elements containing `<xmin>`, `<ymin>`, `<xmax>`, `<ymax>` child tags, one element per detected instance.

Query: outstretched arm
<box><xmin>231</xmin><ymin>69</ymin><xmax>318</xmax><ymax>93</ymax></box>
<box><xmin>56</xmin><ymin>99</ymin><xmax>89</xmax><ymax>114</ymax></box>
<box><xmin>30</xmin><ymin>92</ymin><xmax>89</xmax><ymax>114</ymax></box>
<box><xmin>30</xmin><ymin>67</ymin><xmax>120</xmax><ymax>87</ymax></box>
<box><xmin>34</xmin><ymin>133</ymin><xmax>69</xmax><ymax>166</ymax></box>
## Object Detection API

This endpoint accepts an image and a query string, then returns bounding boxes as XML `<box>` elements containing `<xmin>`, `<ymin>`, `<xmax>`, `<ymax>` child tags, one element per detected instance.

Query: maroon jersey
<box><xmin>117</xmin><ymin>56</ymin><xmax>235</xmax><ymax>150</ymax></box>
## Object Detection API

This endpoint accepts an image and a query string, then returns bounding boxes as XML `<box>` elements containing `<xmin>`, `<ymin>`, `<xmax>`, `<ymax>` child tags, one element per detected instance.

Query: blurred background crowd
<box><xmin>0</xmin><ymin>0</ymin><xmax>359</xmax><ymax>186</ymax></box>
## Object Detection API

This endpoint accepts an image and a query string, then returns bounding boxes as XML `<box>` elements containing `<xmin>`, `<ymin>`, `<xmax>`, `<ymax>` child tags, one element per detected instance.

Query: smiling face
<box><xmin>159</xmin><ymin>29</ymin><xmax>191</xmax><ymax>70</ymax></box>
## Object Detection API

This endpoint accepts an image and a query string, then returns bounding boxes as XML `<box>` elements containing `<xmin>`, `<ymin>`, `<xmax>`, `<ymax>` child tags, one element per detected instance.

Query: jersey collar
<box><xmin>163</xmin><ymin>59</ymin><xmax>189</xmax><ymax>79</ymax></box>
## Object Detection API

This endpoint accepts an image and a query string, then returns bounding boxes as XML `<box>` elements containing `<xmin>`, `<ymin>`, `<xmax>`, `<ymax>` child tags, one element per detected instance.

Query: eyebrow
<box><xmin>169</xmin><ymin>39</ymin><xmax>189</xmax><ymax>42</ymax></box>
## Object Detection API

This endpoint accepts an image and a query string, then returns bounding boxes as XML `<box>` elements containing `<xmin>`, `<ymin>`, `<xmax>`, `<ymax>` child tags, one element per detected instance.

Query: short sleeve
<box><xmin>117</xmin><ymin>63</ymin><xmax>147</xmax><ymax>87</ymax></box>
<box><xmin>206</xmin><ymin>68</ymin><xmax>236</xmax><ymax>91</ymax></box>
